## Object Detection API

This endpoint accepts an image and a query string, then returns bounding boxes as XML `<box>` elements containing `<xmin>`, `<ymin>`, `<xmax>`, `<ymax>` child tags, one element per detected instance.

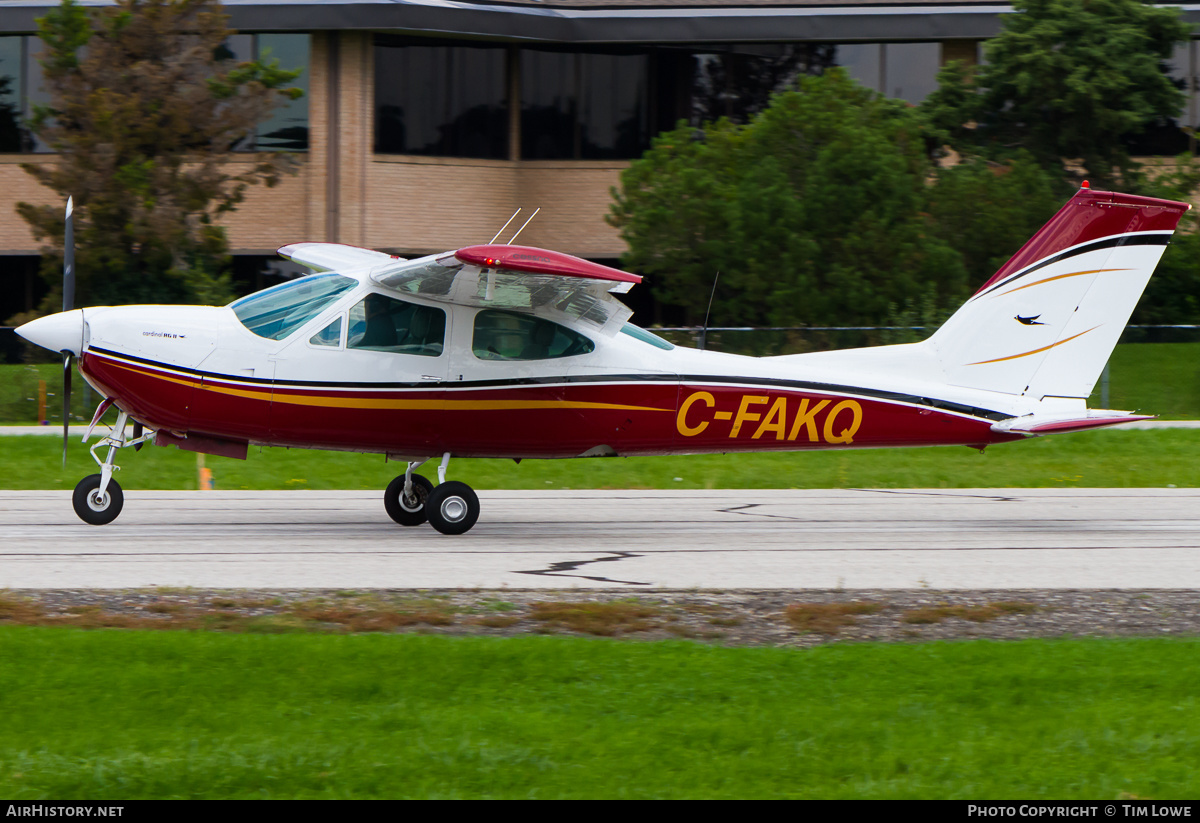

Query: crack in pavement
<box><xmin>514</xmin><ymin>551</ymin><xmax>650</xmax><ymax>586</ymax></box>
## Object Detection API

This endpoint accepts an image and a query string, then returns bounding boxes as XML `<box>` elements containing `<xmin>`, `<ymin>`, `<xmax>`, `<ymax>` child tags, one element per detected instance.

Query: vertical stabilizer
<box><xmin>926</xmin><ymin>188</ymin><xmax>1189</xmax><ymax>399</ymax></box>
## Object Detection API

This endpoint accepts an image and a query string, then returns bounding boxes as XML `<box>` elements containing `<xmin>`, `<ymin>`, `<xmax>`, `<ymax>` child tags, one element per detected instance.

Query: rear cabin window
<box><xmin>230</xmin><ymin>273</ymin><xmax>356</xmax><ymax>341</ymax></box>
<box><xmin>472</xmin><ymin>310</ymin><xmax>594</xmax><ymax>361</ymax></box>
<box><xmin>347</xmin><ymin>293</ymin><xmax>446</xmax><ymax>357</ymax></box>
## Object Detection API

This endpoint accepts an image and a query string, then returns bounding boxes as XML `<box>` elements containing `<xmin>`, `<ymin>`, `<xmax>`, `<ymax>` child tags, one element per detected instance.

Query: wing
<box><xmin>277</xmin><ymin>242</ymin><xmax>404</xmax><ymax>273</ymax></box>
<box><xmin>367</xmin><ymin>244</ymin><xmax>642</xmax><ymax>336</ymax></box>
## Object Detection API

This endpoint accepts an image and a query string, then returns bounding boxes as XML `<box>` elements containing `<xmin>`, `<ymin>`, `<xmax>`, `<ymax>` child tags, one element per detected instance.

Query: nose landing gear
<box><xmin>384</xmin><ymin>453</ymin><xmax>480</xmax><ymax>535</ymax></box>
<box><xmin>71</xmin><ymin>407</ymin><xmax>153</xmax><ymax>525</ymax></box>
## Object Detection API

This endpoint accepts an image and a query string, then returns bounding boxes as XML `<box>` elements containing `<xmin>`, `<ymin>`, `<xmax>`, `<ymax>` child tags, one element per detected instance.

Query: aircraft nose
<box><xmin>16</xmin><ymin>309</ymin><xmax>85</xmax><ymax>356</ymax></box>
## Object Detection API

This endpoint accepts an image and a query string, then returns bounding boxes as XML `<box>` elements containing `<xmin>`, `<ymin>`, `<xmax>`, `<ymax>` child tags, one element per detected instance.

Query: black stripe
<box><xmin>88</xmin><ymin>346</ymin><xmax>1012</xmax><ymax>422</ymax></box>
<box><xmin>976</xmin><ymin>233</ymin><xmax>1169</xmax><ymax>299</ymax></box>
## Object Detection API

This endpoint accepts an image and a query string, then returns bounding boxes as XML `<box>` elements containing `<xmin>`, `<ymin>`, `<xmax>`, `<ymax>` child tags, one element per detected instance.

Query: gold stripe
<box><xmin>997</xmin><ymin>269</ymin><xmax>1129</xmax><ymax>297</ymax></box>
<box><xmin>104</xmin><ymin>358</ymin><xmax>671</xmax><ymax>413</ymax></box>
<box><xmin>967</xmin><ymin>326</ymin><xmax>1100</xmax><ymax>365</ymax></box>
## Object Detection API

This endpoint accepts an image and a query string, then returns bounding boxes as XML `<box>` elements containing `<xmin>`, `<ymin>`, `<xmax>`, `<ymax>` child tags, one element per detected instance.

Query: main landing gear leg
<box><xmin>383</xmin><ymin>453</ymin><xmax>480</xmax><ymax>534</ymax></box>
<box><xmin>71</xmin><ymin>409</ymin><xmax>152</xmax><ymax>525</ymax></box>
<box><xmin>426</xmin><ymin>452</ymin><xmax>480</xmax><ymax>535</ymax></box>
<box><xmin>384</xmin><ymin>459</ymin><xmax>433</xmax><ymax>526</ymax></box>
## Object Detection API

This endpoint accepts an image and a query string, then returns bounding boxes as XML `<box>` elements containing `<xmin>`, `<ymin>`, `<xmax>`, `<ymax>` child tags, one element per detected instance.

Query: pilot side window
<box><xmin>472</xmin><ymin>310</ymin><xmax>594</xmax><ymax>361</ymax></box>
<box><xmin>309</xmin><ymin>316</ymin><xmax>342</xmax><ymax>347</ymax></box>
<box><xmin>347</xmin><ymin>294</ymin><xmax>445</xmax><ymax>357</ymax></box>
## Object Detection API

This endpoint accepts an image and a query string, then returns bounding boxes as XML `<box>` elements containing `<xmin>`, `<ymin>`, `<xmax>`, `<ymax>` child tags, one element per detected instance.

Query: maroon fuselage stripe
<box><xmin>80</xmin><ymin>350</ymin><xmax>1023</xmax><ymax>458</ymax></box>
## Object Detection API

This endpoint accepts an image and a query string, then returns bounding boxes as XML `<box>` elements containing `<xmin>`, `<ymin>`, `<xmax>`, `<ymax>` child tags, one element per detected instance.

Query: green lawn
<box><xmin>1</xmin><ymin>427</ymin><xmax>1197</xmax><ymax>490</ymax></box>
<box><xmin>0</xmin><ymin>628</ymin><xmax>1196</xmax><ymax>799</ymax></box>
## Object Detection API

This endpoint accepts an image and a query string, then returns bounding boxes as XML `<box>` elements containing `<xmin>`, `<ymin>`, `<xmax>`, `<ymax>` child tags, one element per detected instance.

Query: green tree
<box><xmin>923</xmin><ymin>0</ymin><xmax>1190</xmax><ymax>187</ymax></box>
<box><xmin>609</xmin><ymin>70</ymin><xmax>968</xmax><ymax>328</ymax></box>
<box><xmin>13</xmin><ymin>0</ymin><xmax>303</xmax><ymax>319</ymax></box>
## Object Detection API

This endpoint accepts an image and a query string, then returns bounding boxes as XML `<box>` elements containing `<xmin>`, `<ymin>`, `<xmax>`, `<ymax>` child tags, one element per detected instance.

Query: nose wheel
<box><xmin>73</xmin><ymin>474</ymin><xmax>124</xmax><ymax>525</ymax></box>
<box><xmin>385</xmin><ymin>454</ymin><xmax>480</xmax><ymax>535</ymax></box>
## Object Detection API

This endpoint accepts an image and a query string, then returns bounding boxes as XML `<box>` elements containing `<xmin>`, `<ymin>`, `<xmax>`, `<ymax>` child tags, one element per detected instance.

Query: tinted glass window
<box><xmin>231</xmin><ymin>273</ymin><xmax>356</xmax><ymax>340</ymax></box>
<box><xmin>375</xmin><ymin>40</ymin><xmax>508</xmax><ymax>159</ymax></box>
<box><xmin>620</xmin><ymin>323</ymin><xmax>675</xmax><ymax>351</ymax></box>
<box><xmin>256</xmin><ymin>34</ymin><xmax>310</xmax><ymax>151</ymax></box>
<box><xmin>310</xmin><ymin>316</ymin><xmax>342</xmax><ymax>347</ymax></box>
<box><xmin>348</xmin><ymin>294</ymin><xmax>445</xmax><ymax>357</ymax></box>
<box><xmin>473</xmin><ymin>310</ymin><xmax>594</xmax><ymax>361</ymax></box>
<box><xmin>0</xmin><ymin>37</ymin><xmax>22</xmax><ymax>152</ymax></box>
<box><xmin>521</xmin><ymin>50</ymin><xmax>650</xmax><ymax>159</ymax></box>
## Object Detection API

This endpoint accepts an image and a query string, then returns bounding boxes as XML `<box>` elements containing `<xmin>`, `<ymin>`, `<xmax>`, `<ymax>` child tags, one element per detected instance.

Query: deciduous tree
<box><xmin>609</xmin><ymin>70</ymin><xmax>968</xmax><ymax>327</ymax></box>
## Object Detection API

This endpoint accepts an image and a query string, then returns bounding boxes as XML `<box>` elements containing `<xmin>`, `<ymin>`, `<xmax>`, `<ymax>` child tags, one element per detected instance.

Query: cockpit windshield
<box><xmin>230</xmin><ymin>273</ymin><xmax>356</xmax><ymax>340</ymax></box>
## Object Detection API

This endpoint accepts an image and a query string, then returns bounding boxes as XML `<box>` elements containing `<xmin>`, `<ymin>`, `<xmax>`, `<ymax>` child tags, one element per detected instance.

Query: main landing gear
<box><xmin>384</xmin><ymin>453</ymin><xmax>480</xmax><ymax>535</ymax></box>
<box><xmin>72</xmin><ymin>407</ymin><xmax>153</xmax><ymax>525</ymax></box>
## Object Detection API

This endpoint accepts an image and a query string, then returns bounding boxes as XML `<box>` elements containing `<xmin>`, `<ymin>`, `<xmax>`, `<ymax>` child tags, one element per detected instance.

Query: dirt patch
<box><xmin>2</xmin><ymin>589</ymin><xmax>1200</xmax><ymax>647</ymax></box>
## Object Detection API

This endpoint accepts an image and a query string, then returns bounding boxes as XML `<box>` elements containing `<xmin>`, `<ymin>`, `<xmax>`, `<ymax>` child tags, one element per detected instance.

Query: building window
<box><xmin>0</xmin><ymin>36</ymin><xmax>23</xmax><ymax>152</ymax></box>
<box><xmin>837</xmin><ymin>42</ymin><xmax>941</xmax><ymax>104</ymax></box>
<box><xmin>520</xmin><ymin>50</ymin><xmax>650</xmax><ymax>160</ymax></box>
<box><xmin>255</xmin><ymin>33</ymin><xmax>310</xmax><ymax>152</ymax></box>
<box><xmin>374</xmin><ymin>38</ymin><xmax>509</xmax><ymax>159</ymax></box>
<box><xmin>219</xmin><ymin>33</ymin><xmax>311</xmax><ymax>152</ymax></box>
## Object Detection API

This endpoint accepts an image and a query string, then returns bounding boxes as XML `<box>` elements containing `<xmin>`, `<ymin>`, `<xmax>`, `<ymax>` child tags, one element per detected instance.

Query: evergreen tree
<box><xmin>921</xmin><ymin>0</ymin><xmax>1189</xmax><ymax>187</ymax></box>
<box><xmin>13</xmin><ymin>0</ymin><xmax>303</xmax><ymax>320</ymax></box>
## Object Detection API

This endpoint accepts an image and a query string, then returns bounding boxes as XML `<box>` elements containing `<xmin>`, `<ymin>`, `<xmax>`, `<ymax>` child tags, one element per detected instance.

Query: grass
<box><xmin>1</xmin><ymin>427</ymin><xmax>1199</xmax><ymax>490</ymax></box>
<box><xmin>1</xmin><ymin>627</ymin><xmax>1198</xmax><ymax>799</ymax></box>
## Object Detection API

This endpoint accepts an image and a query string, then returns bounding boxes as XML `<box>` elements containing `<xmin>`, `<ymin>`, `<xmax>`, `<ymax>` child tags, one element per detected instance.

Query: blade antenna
<box><xmin>62</xmin><ymin>196</ymin><xmax>75</xmax><ymax>467</ymax></box>
<box><xmin>489</xmin><ymin>209</ymin><xmax>521</xmax><ymax>244</ymax></box>
<box><xmin>506</xmin><ymin>208</ymin><xmax>540</xmax><ymax>245</ymax></box>
<box><xmin>699</xmin><ymin>270</ymin><xmax>719</xmax><ymax>352</ymax></box>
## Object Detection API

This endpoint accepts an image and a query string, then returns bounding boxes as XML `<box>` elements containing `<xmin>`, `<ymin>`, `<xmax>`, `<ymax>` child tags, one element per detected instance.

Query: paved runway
<box><xmin>3</xmin><ymin>488</ymin><xmax>1199</xmax><ymax>589</ymax></box>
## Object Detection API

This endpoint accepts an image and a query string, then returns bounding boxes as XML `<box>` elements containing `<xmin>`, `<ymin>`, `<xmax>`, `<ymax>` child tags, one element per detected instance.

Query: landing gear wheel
<box><xmin>72</xmin><ymin>474</ymin><xmax>124</xmax><ymax>526</ymax></box>
<box><xmin>426</xmin><ymin>481</ymin><xmax>480</xmax><ymax>535</ymax></box>
<box><xmin>384</xmin><ymin>473</ymin><xmax>434</xmax><ymax>526</ymax></box>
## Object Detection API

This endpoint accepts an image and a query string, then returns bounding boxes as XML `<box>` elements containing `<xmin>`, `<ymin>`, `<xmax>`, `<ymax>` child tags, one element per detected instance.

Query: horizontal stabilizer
<box><xmin>277</xmin><ymin>243</ymin><xmax>402</xmax><ymax>273</ymax></box>
<box><xmin>991</xmin><ymin>410</ymin><xmax>1155</xmax><ymax>436</ymax></box>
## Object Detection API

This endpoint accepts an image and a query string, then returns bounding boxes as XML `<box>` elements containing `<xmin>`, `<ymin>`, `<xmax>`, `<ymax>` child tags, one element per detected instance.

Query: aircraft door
<box><xmin>269</xmin><ymin>295</ymin><xmax>450</xmax><ymax>453</ymax></box>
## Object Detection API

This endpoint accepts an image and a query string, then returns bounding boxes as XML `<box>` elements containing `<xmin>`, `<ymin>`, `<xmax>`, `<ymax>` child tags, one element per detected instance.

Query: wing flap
<box><xmin>278</xmin><ymin>243</ymin><xmax>403</xmax><ymax>273</ymax></box>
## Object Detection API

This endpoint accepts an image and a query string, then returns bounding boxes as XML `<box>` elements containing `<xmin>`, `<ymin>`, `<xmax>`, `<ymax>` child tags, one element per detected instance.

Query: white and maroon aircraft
<box><xmin>16</xmin><ymin>186</ymin><xmax>1190</xmax><ymax>533</ymax></box>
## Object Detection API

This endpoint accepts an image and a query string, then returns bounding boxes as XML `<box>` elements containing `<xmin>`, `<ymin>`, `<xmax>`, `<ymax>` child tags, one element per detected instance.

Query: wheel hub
<box><xmin>441</xmin><ymin>496</ymin><xmax>467</xmax><ymax>522</ymax></box>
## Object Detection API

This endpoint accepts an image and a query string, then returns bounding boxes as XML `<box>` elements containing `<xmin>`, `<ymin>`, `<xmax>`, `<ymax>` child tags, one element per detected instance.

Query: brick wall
<box><xmin>0</xmin><ymin>31</ymin><xmax>630</xmax><ymax>260</ymax></box>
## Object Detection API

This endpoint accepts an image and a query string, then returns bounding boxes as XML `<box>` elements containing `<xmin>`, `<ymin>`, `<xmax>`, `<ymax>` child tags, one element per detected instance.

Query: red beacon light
<box><xmin>1081</xmin><ymin>180</ymin><xmax>1090</xmax><ymax>189</ymax></box>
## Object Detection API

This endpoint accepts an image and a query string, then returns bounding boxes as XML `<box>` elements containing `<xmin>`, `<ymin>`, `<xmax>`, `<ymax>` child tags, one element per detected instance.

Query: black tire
<box><xmin>426</xmin><ymin>481</ymin><xmax>480</xmax><ymax>535</ymax></box>
<box><xmin>72</xmin><ymin>474</ymin><xmax>124</xmax><ymax>526</ymax></box>
<box><xmin>384</xmin><ymin>473</ymin><xmax>434</xmax><ymax>526</ymax></box>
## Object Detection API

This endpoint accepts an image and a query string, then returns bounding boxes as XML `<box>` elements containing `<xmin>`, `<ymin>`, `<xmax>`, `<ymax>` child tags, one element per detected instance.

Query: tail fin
<box><xmin>926</xmin><ymin>188</ymin><xmax>1190</xmax><ymax>399</ymax></box>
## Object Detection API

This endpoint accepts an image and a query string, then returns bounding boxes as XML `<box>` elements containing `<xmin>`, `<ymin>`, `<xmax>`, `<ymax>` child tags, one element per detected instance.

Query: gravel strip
<box><xmin>3</xmin><ymin>588</ymin><xmax>1200</xmax><ymax>647</ymax></box>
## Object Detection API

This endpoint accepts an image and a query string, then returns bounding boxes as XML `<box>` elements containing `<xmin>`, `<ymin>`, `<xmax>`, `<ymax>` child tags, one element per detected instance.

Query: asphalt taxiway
<box><xmin>3</xmin><ymin>488</ymin><xmax>1199</xmax><ymax>589</ymax></box>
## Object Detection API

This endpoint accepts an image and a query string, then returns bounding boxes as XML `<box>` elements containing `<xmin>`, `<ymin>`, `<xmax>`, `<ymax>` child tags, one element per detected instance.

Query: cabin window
<box><xmin>309</xmin><ymin>316</ymin><xmax>342</xmax><ymax>347</ymax></box>
<box><xmin>472</xmin><ymin>310</ymin><xmax>594</xmax><ymax>361</ymax></box>
<box><xmin>347</xmin><ymin>294</ymin><xmax>445</xmax><ymax>357</ymax></box>
<box><xmin>620</xmin><ymin>323</ymin><xmax>675</xmax><ymax>351</ymax></box>
<box><xmin>230</xmin><ymin>273</ymin><xmax>356</xmax><ymax>340</ymax></box>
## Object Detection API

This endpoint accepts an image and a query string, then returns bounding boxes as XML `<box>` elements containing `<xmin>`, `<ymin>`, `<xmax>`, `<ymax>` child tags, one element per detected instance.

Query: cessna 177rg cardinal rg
<box><xmin>16</xmin><ymin>186</ymin><xmax>1190</xmax><ymax>534</ymax></box>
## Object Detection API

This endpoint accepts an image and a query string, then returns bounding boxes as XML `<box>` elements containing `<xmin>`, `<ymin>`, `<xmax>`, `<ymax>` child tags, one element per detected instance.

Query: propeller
<box><xmin>61</xmin><ymin>196</ymin><xmax>74</xmax><ymax>467</ymax></box>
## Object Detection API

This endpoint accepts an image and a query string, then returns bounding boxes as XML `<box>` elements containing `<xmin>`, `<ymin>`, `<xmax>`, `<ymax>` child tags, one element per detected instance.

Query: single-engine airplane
<box><xmin>16</xmin><ymin>186</ymin><xmax>1190</xmax><ymax>533</ymax></box>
